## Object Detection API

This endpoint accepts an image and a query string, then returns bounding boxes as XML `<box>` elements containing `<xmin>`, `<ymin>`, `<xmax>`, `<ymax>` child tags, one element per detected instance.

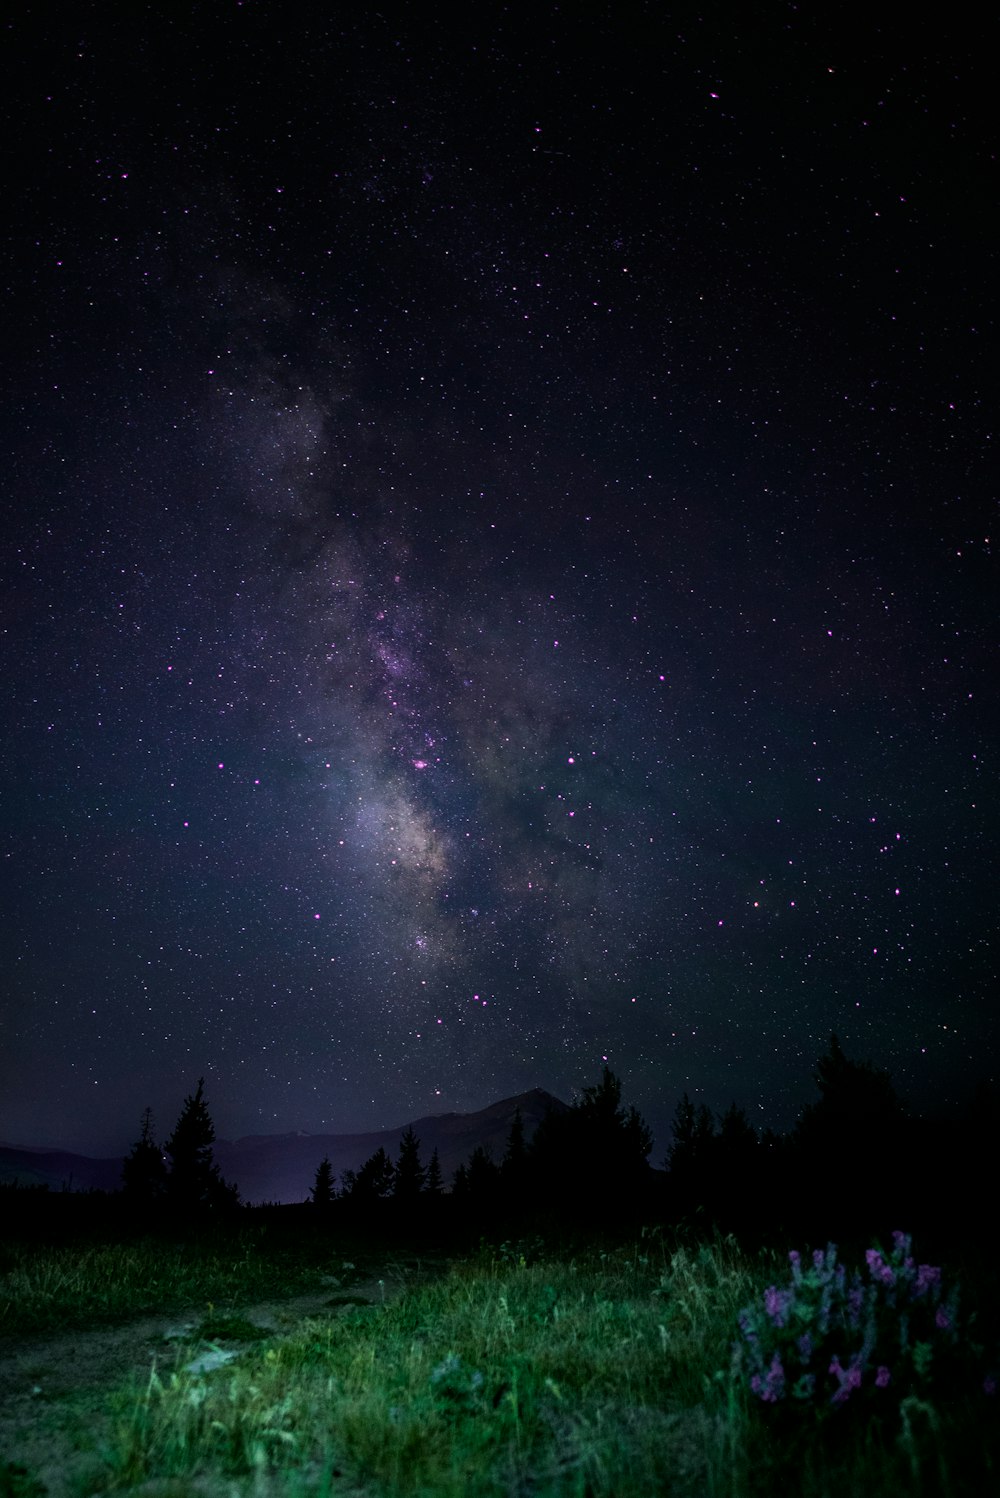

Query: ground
<box><xmin>0</xmin><ymin>1269</ymin><xmax>424</xmax><ymax>1497</ymax></box>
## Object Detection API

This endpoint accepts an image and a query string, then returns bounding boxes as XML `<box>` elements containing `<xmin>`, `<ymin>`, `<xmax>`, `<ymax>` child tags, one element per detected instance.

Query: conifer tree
<box><xmin>797</xmin><ymin>1033</ymin><xmax>906</xmax><ymax>1139</ymax></box>
<box><xmin>311</xmin><ymin>1156</ymin><xmax>335</xmax><ymax>1207</ymax></box>
<box><xmin>121</xmin><ymin>1107</ymin><xmax>167</xmax><ymax>1206</ymax></box>
<box><xmin>342</xmin><ymin>1146</ymin><xmax>394</xmax><ymax>1202</ymax></box>
<box><xmin>793</xmin><ymin>1034</ymin><xmax>910</xmax><ymax>1225</ymax></box>
<box><xmin>501</xmin><ymin>1106</ymin><xmax>528</xmax><ymax>1191</ymax></box>
<box><xmin>393</xmin><ymin>1126</ymin><xmax>426</xmax><ymax>1202</ymax></box>
<box><xmin>466</xmin><ymin>1143</ymin><xmax>500</xmax><ymax>1200</ymax></box>
<box><xmin>573</xmin><ymin>1067</ymin><xmax>653</xmax><ymax>1203</ymax></box>
<box><xmin>425</xmin><ymin>1146</ymin><xmax>444</xmax><ymax>1197</ymax></box>
<box><xmin>164</xmin><ymin>1078</ymin><xmax>239</xmax><ymax>1213</ymax></box>
<box><xmin>666</xmin><ymin>1092</ymin><xmax>715</xmax><ymax>1175</ymax></box>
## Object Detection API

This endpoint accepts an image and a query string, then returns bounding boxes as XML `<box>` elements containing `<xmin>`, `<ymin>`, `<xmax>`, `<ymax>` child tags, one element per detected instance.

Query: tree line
<box><xmin>116</xmin><ymin>1038</ymin><xmax>996</xmax><ymax>1237</ymax></box>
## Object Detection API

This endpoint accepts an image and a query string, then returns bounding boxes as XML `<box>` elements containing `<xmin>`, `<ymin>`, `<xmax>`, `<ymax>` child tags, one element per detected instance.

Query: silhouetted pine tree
<box><xmin>665</xmin><ymin>1093</ymin><xmax>715</xmax><ymax>1217</ymax></box>
<box><xmin>164</xmin><ymin>1079</ymin><xmax>239</xmax><ymax>1214</ymax></box>
<box><xmin>709</xmin><ymin>1103</ymin><xmax>760</xmax><ymax>1225</ymax></box>
<box><xmin>341</xmin><ymin>1146</ymin><xmax>395</xmax><ymax>1203</ymax></box>
<box><xmin>425</xmin><ymin>1147</ymin><xmax>444</xmax><ymax>1197</ymax></box>
<box><xmin>666</xmin><ymin>1093</ymin><xmax>715</xmax><ymax>1171</ymax></box>
<box><xmin>792</xmin><ymin>1035</ymin><xmax>910</xmax><ymax>1229</ymax></box>
<box><xmin>500</xmin><ymin>1107</ymin><xmax>529</xmax><ymax>1199</ymax></box>
<box><xmin>393</xmin><ymin>1126</ymin><xmax>426</xmax><ymax>1203</ymax></box>
<box><xmin>121</xmin><ymin>1107</ymin><xmax>168</xmax><ymax>1207</ymax></box>
<box><xmin>451</xmin><ymin>1161</ymin><xmax>470</xmax><ymax>1199</ymax></box>
<box><xmin>529</xmin><ymin>1069</ymin><xmax>652</xmax><ymax>1216</ymax></box>
<box><xmin>798</xmin><ymin>1034</ymin><xmax>906</xmax><ymax>1139</ymax></box>
<box><xmin>575</xmin><ymin>1067</ymin><xmax>653</xmax><ymax>1206</ymax></box>
<box><xmin>311</xmin><ymin>1156</ymin><xmax>335</xmax><ymax>1207</ymax></box>
<box><xmin>466</xmin><ymin>1143</ymin><xmax>500</xmax><ymax>1201</ymax></box>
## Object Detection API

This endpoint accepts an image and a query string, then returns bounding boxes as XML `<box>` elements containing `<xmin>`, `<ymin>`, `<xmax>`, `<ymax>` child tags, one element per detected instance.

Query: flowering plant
<box><xmin>736</xmin><ymin>1231</ymin><xmax>966</xmax><ymax>1411</ymax></box>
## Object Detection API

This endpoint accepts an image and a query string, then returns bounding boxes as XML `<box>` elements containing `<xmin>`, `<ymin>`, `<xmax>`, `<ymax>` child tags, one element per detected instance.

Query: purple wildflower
<box><xmin>764</xmin><ymin>1285</ymin><xmax>793</xmax><ymax>1327</ymax></box>
<box><xmin>764</xmin><ymin>1355</ymin><xmax>786</xmax><ymax>1401</ymax></box>
<box><xmin>875</xmin><ymin>1366</ymin><xmax>891</xmax><ymax>1388</ymax></box>
<box><xmin>984</xmin><ymin>1376</ymin><xmax>997</xmax><ymax>1396</ymax></box>
<box><xmin>866</xmin><ymin>1250</ymin><xmax>895</xmax><ymax>1287</ymax></box>
<box><xmin>738</xmin><ymin>1311</ymin><xmax>758</xmax><ymax>1343</ymax></box>
<box><xmin>915</xmin><ymin>1264</ymin><xmax>941</xmax><ymax>1295</ymax></box>
<box><xmin>935</xmin><ymin>1306</ymin><xmax>952</xmax><ymax>1331</ymax></box>
<box><xmin>829</xmin><ymin>1356</ymin><xmax>863</xmax><ymax>1405</ymax></box>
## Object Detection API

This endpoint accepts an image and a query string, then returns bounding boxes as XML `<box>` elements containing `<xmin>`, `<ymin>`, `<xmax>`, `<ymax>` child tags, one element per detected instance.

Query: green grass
<box><xmin>0</xmin><ymin>1226</ymin><xmax>373</xmax><ymax>1334</ymax></box>
<box><xmin>88</xmin><ymin>1234</ymin><xmax>996</xmax><ymax>1496</ymax></box>
<box><xmin>2</xmin><ymin>1229</ymin><xmax>994</xmax><ymax>1496</ymax></box>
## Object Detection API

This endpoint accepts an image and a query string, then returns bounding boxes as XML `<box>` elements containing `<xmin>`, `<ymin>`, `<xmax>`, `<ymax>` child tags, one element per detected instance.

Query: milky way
<box><xmin>1</xmin><ymin>6</ymin><xmax>994</xmax><ymax>1155</ymax></box>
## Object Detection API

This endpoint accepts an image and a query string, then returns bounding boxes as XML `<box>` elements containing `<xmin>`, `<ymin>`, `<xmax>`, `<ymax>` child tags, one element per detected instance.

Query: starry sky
<box><xmin>1</xmin><ymin>4</ymin><xmax>995</xmax><ymax>1159</ymax></box>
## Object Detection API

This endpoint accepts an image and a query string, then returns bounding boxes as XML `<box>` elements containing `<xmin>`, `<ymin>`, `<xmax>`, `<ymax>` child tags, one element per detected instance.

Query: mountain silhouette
<box><xmin>0</xmin><ymin>1087</ymin><xmax>567</xmax><ymax>1204</ymax></box>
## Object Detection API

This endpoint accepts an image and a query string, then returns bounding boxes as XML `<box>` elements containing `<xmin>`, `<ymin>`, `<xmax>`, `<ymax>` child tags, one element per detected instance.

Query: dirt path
<box><xmin>0</xmin><ymin>1266</ymin><xmax>430</xmax><ymax>1497</ymax></box>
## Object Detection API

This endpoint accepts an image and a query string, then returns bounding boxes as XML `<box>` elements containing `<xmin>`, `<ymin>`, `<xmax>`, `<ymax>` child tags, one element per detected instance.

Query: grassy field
<box><xmin>0</xmin><ymin>1222</ymin><xmax>369</xmax><ymax>1337</ymax></box>
<box><xmin>1</xmin><ymin>1224</ymin><xmax>996</xmax><ymax>1496</ymax></box>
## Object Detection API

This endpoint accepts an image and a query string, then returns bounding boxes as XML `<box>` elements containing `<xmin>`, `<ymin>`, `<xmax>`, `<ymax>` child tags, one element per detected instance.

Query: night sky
<box><xmin>1</xmin><ymin>5</ymin><xmax>994</xmax><ymax>1161</ymax></box>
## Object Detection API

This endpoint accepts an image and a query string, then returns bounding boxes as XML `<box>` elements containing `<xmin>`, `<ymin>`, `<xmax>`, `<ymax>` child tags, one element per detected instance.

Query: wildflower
<box><xmin>915</xmin><ymin>1264</ymin><xmax>941</xmax><ymax>1295</ymax></box>
<box><xmin>829</xmin><ymin>1356</ymin><xmax>863</xmax><ymax>1405</ymax></box>
<box><xmin>866</xmin><ymin>1250</ymin><xmax>895</xmax><ymax>1286</ymax></box>
<box><xmin>764</xmin><ymin>1285</ymin><xmax>793</xmax><ymax>1327</ymax></box>
<box><xmin>736</xmin><ymin>1233</ymin><xmax>969</xmax><ymax>1418</ymax></box>
<box><xmin>984</xmin><ymin>1376</ymin><xmax>997</xmax><ymax>1396</ymax></box>
<box><xmin>763</xmin><ymin>1355</ymin><xmax>786</xmax><ymax>1401</ymax></box>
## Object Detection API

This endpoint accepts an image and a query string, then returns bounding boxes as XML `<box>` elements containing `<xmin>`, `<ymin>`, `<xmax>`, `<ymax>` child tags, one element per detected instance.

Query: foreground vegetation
<box><xmin>0</xmin><ymin>1222</ymin><xmax>375</xmax><ymax>1337</ymax></box>
<box><xmin>1</xmin><ymin>1224</ymin><xmax>996</xmax><ymax>1497</ymax></box>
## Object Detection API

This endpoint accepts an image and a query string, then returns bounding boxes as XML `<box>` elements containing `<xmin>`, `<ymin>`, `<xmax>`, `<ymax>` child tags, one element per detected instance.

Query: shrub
<box><xmin>735</xmin><ymin>1231</ymin><xmax>974</xmax><ymax>1413</ymax></box>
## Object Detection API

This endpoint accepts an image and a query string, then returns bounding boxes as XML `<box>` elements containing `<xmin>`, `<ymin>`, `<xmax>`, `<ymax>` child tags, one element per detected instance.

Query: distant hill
<box><xmin>0</xmin><ymin>1087</ymin><xmax>567</xmax><ymax>1205</ymax></box>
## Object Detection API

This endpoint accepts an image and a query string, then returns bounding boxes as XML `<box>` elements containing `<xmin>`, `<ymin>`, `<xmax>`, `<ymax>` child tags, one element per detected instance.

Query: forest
<box><xmin>87</xmin><ymin>1033</ymin><xmax>995</xmax><ymax>1247</ymax></box>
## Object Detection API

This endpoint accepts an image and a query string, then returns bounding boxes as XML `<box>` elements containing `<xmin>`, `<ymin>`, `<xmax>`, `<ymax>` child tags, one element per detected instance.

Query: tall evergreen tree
<box><xmin>425</xmin><ymin>1146</ymin><xmax>444</xmax><ymax>1197</ymax></box>
<box><xmin>341</xmin><ymin>1146</ymin><xmax>395</xmax><ymax>1203</ymax></box>
<box><xmin>792</xmin><ymin>1035</ymin><xmax>910</xmax><ymax>1229</ymax></box>
<box><xmin>393</xmin><ymin>1126</ymin><xmax>426</xmax><ymax>1203</ymax></box>
<box><xmin>501</xmin><ymin>1107</ymin><xmax>528</xmax><ymax>1194</ymax></box>
<box><xmin>311</xmin><ymin>1156</ymin><xmax>335</xmax><ymax>1207</ymax></box>
<box><xmin>528</xmin><ymin>1070</ymin><xmax>652</xmax><ymax>1213</ymax></box>
<box><xmin>121</xmin><ymin>1106</ymin><xmax>167</xmax><ymax>1206</ymax></box>
<box><xmin>797</xmin><ymin>1033</ymin><xmax>906</xmax><ymax>1139</ymax></box>
<box><xmin>164</xmin><ymin>1079</ymin><xmax>239</xmax><ymax>1213</ymax></box>
<box><xmin>465</xmin><ymin>1143</ymin><xmax>500</xmax><ymax>1204</ymax></box>
<box><xmin>666</xmin><ymin>1093</ymin><xmax>715</xmax><ymax>1175</ymax></box>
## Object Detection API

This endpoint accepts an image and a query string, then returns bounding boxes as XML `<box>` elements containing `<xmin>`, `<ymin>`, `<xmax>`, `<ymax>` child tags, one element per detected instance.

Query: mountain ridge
<box><xmin>0</xmin><ymin>1087</ymin><xmax>568</xmax><ymax>1204</ymax></box>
